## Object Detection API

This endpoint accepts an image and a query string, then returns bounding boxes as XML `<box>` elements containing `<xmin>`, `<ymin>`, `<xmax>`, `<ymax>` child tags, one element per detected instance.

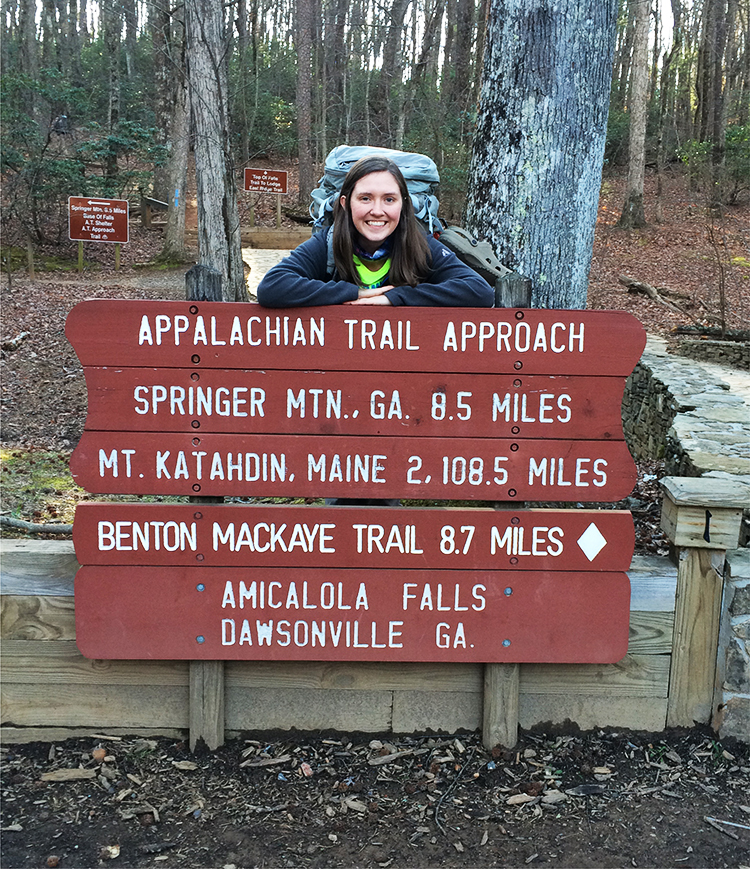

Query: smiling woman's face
<box><xmin>343</xmin><ymin>171</ymin><xmax>403</xmax><ymax>253</ymax></box>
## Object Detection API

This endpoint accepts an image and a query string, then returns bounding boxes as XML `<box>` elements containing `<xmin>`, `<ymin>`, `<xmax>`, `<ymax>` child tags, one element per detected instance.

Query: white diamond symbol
<box><xmin>577</xmin><ymin>522</ymin><xmax>607</xmax><ymax>562</ymax></box>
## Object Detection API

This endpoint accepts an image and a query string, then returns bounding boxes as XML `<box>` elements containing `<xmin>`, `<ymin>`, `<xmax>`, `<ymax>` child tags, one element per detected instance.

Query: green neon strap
<box><xmin>352</xmin><ymin>255</ymin><xmax>391</xmax><ymax>289</ymax></box>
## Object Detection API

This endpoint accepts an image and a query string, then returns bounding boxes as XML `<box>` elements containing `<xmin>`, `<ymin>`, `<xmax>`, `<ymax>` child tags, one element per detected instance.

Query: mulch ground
<box><xmin>2</xmin><ymin>727</ymin><xmax>749</xmax><ymax>868</ymax></box>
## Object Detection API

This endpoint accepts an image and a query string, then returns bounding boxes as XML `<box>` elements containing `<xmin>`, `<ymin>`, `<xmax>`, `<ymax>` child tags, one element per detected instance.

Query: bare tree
<box><xmin>372</xmin><ymin>0</ymin><xmax>410</xmax><ymax>147</ymax></box>
<box><xmin>618</xmin><ymin>0</ymin><xmax>650</xmax><ymax>228</ymax></box>
<box><xmin>296</xmin><ymin>0</ymin><xmax>314</xmax><ymax>203</ymax></box>
<box><xmin>101</xmin><ymin>0</ymin><xmax>121</xmax><ymax>181</ymax></box>
<box><xmin>466</xmin><ymin>0</ymin><xmax>618</xmax><ymax>309</ymax></box>
<box><xmin>185</xmin><ymin>0</ymin><xmax>246</xmax><ymax>300</ymax></box>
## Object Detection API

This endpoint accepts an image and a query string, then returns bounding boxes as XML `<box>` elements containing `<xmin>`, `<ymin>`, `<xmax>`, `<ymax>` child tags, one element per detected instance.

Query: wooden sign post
<box><xmin>66</xmin><ymin>302</ymin><xmax>646</xmax><ymax>746</ymax></box>
<box><xmin>68</xmin><ymin>197</ymin><xmax>129</xmax><ymax>272</ymax></box>
<box><xmin>243</xmin><ymin>169</ymin><xmax>288</xmax><ymax>228</ymax></box>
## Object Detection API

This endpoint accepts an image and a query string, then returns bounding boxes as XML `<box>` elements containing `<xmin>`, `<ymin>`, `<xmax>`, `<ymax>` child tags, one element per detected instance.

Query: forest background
<box><xmin>1</xmin><ymin>0</ymin><xmax>749</xmax><ymax>302</ymax></box>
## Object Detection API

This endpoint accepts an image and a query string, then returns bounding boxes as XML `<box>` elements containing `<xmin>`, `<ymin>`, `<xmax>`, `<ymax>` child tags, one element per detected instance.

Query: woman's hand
<box><xmin>344</xmin><ymin>285</ymin><xmax>394</xmax><ymax>306</ymax></box>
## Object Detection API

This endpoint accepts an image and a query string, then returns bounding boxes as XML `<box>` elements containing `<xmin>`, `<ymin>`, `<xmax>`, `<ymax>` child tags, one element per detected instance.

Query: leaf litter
<box><xmin>1</xmin><ymin>727</ymin><xmax>748</xmax><ymax>868</ymax></box>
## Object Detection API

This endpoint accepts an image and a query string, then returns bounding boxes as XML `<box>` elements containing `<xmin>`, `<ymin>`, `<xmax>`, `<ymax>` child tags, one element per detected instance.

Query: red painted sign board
<box><xmin>73</xmin><ymin>504</ymin><xmax>635</xmax><ymax>572</ymax></box>
<box><xmin>79</xmin><ymin>366</ymin><xmax>627</xmax><ymax>441</ymax></box>
<box><xmin>66</xmin><ymin>301</ymin><xmax>646</xmax><ymax>377</ymax></box>
<box><xmin>68</xmin><ymin>197</ymin><xmax>129</xmax><ymax>244</ymax></box>
<box><xmin>244</xmin><ymin>168</ymin><xmax>288</xmax><ymax>194</ymax></box>
<box><xmin>74</xmin><ymin>566</ymin><xmax>631</xmax><ymax>663</ymax></box>
<box><xmin>69</xmin><ymin>430</ymin><xmax>636</xmax><ymax>501</ymax></box>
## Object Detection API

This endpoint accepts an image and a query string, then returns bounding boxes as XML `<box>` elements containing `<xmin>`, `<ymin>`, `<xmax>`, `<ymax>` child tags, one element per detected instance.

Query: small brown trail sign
<box><xmin>68</xmin><ymin>197</ymin><xmax>129</xmax><ymax>244</ymax></box>
<box><xmin>73</xmin><ymin>504</ymin><xmax>635</xmax><ymax>572</ymax></box>
<box><xmin>65</xmin><ymin>301</ymin><xmax>645</xmax><ymax>376</ymax></box>
<box><xmin>73</xmin><ymin>565</ymin><xmax>630</xmax><ymax>663</ymax></box>
<box><xmin>243</xmin><ymin>168</ymin><xmax>288</xmax><ymax>194</ymax></box>
<box><xmin>69</xmin><ymin>430</ymin><xmax>636</xmax><ymax>501</ymax></box>
<box><xmin>79</xmin><ymin>366</ymin><xmax>627</xmax><ymax>441</ymax></box>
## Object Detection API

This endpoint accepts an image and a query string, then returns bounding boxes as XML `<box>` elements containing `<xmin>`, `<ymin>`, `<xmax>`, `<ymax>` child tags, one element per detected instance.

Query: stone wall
<box><xmin>622</xmin><ymin>337</ymin><xmax>750</xmax><ymax>742</ymax></box>
<box><xmin>670</xmin><ymin>338</ymin><xmax>750</xmax><ymax>371</ymax></box>
<box><xmin>623</xmin><ymin>362</ymin><xmax>679</xmax><ymax>463</ymax></box>
<box><xmin>717</xmin><ymin>551</ymin><xmax>750</xmax><ymax>740</ymax></box>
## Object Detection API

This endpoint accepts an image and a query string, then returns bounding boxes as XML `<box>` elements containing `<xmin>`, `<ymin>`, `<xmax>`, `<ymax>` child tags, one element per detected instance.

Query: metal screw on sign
<box><xmin>510</xmin><ymin>557</ymin><xmax>519</xmax><ymax>565</ymax></box>
<box><xmin>196</xmin><ymin>554</ymin><xmax>205</xmax><ymax>562</ymax></box>
<box><xmin>196</xmin><ymin>636</ymin><xmax>205</xmax><ymax>644</ymax></box>
<box><xmin>508</xmin><ymin>489</ymin><xmax>517</xmax><ymax>497</ymax></box>
<box><xmin>192</xmin><ymin>438</ymin><xmax>200</xmax><ymax>446</ymax></box>
<box><xmin>192</xmin><ymin>484</ymin><xmax>201</xmax><ymax>492</ymax></box>
<box><xmin>503</xmin><ymin>639</ymin><xmax>511</xmax><ymax>647</ymax></box>
<box><xmin>189</xmin><ymin>305</ymin><xmax>199</xmax><ymax>315</ymax></box>
<box><xmin>196</xmin><ymin>584</ymin><xmax>205</xmax><ymax>592</ymax></box>
<box><xmin>191</xmin><ymin>420</ymin><xmax>200</xmax><ymax>429</ymax></box>
<box><xmin>504</xmin><ymin>588</ymin><xmax>513</xmax><ymax>596</ymax></box>
<box><xmin>191</xmin><ymin>355</ymin><xmax>201</xmax><ymax>364</ymax></box>
<box><xmin>511</xmin><ymin>426</ymin><xmax>520</xmax><ymax>434</ymax></box>
<box><xmin>515</xmin><ymin>311</ymin><xmax>525</xmax><ymax>320</ymax></box>
<box><xmin>514</xmin><ymin>361</ymin><xmax>523</xmax><ymax>369</ymax></box>
<box><xmin>191</xmin><ymin>372</ymin><xmax>200</xmax><ymax>381</ymax></box>
<box><xmin>511</xmin><ymin>517</ymin><xmax>520</xmax><ymax>525</ymax></box>
<box><xmin>194</xmin><ymin>512</ymin><xmax>203</xmax><ymax>520</ymax></box>
<box><xmin>510</xmin><ymin>443</ymin><xmax>519</xmax><ymax>452</ymax></box>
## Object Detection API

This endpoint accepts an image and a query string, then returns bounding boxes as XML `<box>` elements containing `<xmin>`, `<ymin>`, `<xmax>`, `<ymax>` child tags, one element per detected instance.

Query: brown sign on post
<box><xmin>65</xmin><ymin>302</ymin><xmax>646</xmax><ymax>376</ymax></box>
<box><xmin>72</xmin><ymin>504</ymin><xmax>635</xmax><ymax>572</ymax></box>
<box><xmin>68</xmin><ymin>197</ymin><xmax>129</xmax><ymax>244</ymax></box>
<box><xmin>74</xmin><ymin>565</ymin><xmax>631</xmax><ymax>663</ymax></box>
<box><xmin>243</xmin><ymin>168</ymin><xmax>288</xmax><ymax>194</ymax></box>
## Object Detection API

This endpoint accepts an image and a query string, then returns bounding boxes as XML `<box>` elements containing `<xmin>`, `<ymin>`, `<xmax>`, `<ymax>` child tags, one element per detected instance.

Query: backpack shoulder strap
<box><xmin>326</xmin><ymin>227</ymin><xmax>335</xmax><ymax>277</ymax></box>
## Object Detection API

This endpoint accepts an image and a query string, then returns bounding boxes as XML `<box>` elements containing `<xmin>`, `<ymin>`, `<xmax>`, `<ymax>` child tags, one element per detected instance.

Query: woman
<box><xmin>256</xmin><ymin>156</ymin><xmax>494</xmax><ymax>308</ymax></box>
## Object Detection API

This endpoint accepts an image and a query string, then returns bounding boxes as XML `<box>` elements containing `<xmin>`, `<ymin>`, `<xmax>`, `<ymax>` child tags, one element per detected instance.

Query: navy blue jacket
<box><xmin>256</xmin><ymin>229</ymin><xmax>494</xmax><ymax>308</ymax></box>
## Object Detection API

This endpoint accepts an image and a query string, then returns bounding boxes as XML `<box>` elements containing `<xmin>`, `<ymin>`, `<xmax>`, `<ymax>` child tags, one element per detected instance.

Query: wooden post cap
<box><xmin>660</xmin><ymin>476</ymin><xmax>748</xmax><ymax>550</ymax></box>
<box><xmin>660</xmin><ymin>476</ymin><xmax>750</xmax><ymax>509</ymax></box>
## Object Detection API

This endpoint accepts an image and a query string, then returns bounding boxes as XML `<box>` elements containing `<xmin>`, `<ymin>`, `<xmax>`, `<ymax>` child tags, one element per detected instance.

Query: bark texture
<box><xmin>618</xmin><ymin>0</ymin><xmax>650</xmax><ymax>229</ymax></box>
<box><xmin>295</xmin><ymin>0</ymin><xmax>314</xmax><ymax>204</ymax></box>
<box><xmin>465</xmin><ymin>0</ymin><xmax>618</xmax><ymax>309</ymax></box>
<box><xmin>185</xmin><ymin>0</ymin><xmax>246</xmax><ymax>301</ymax></box>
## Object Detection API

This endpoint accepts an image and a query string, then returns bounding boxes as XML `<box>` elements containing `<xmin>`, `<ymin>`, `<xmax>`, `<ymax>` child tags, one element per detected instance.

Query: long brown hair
<box><xmin>332</xmin><ymin>156</ymin><xmax>431</xmax><ymax>287</ymax></box>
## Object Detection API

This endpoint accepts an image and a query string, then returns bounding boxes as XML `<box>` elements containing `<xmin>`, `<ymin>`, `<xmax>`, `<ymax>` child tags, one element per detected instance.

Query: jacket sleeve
<box><xmin>256</xmin><ymin>231</ymin><xmax>359</xmax><ymax>308</ymax></box>
<box><xmin>385</xmin><ymin>238</ymin><xmax>495</xmax><ymax>308</ymax></box>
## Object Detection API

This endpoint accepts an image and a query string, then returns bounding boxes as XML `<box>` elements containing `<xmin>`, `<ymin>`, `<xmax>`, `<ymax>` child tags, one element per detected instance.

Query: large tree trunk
<box><xmin>695</xmin><ymin>0</ymin><xmax>731</xmax><ymax>205</ymax></box>
<box><xmin>102</xmin><ymin>0</ymin><xmax>121</xmax><ymax>181</ymax></box>
<box><xmin>150</xmin><ymin>0</ymin><xmax>174</xmax><ymax>201</ymax></box>
<box><xmin>185</xmin><ymin>0</ymin><xmax>246</xmax><ymax>301</ymax></box>
<box><xmin>617</xmin><ymin>0</ymin><xmax>650</xmax><ymax>228</ymax></box>
<box><xmin>465</xmin><ymin>0</ymin><xmax>618</xmax><ymax>309</ymax></box>
<box><xmin>444</xmin><ymin>0</ymin><xmax>474</xmax><ymax>115</ymax></box>
<box><xmin>295</xmin><ymin>0</ymin><xmax>314</xmax><ymax>204</ymax></box>
<box><xmin>18</xmin><ymin>0</ymin><xmax>37</xmax><ymax>116</ymax></box>
<box><xmin>372</xmin><ymin>0</ymin><xmax>410</xmax><ymax>147</ymax></box>
<box><xmin>655</xmin><ymin>0</ymin><xmax>683</xmax><ymax>222</ymax></box>
<box><xmin>41</xmin><ymin>0</ymin><xmax>59</xmax><ymax>69</ymax></box>
<box><xmin>122</xmin><ymin>0</ymin><xmax>137</xmax><ymax>77</ymax></box>
<box><xmin>161</xmin><ymin>69</ymin><xmax>191</xmax><ymax>261</ymax></box>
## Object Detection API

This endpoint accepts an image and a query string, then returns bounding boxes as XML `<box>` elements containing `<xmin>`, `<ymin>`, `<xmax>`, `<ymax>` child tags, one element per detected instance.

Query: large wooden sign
<box><xmin>66</xmin><ymin>301</ymin><xmax>645</xmax><ymax>375</ymax></box>
<box><xmin>68</xmin><ymin>303</ymin><xmax>645</xmax><ymax>664</ymax></box>
<box><xmin>67</xmin><ymin>303</ymin><xmax>645</xmax><ymax>502</ymax></box>
<box><xmin>74</xmin><ymin>565</ymin><xmax>630</xmax><ymax>663</ymax></box>
<box><xmin>68</xmin><ymin>197</ymin><xmax>129</xmax><ymax>244</ymax></box>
